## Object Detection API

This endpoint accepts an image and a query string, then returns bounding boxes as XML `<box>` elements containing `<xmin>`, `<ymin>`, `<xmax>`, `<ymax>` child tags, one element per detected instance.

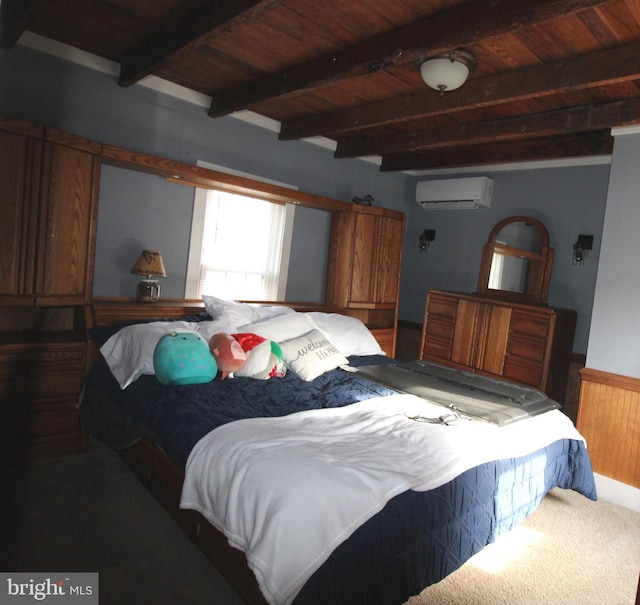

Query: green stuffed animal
<box><xmin>153</xmin><ymin>330</ymin><xmax>217</xmax><ymax>386</ymax></box>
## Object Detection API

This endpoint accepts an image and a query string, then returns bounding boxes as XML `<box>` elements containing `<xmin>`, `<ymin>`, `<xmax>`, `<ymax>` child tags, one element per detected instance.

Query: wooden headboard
<box><xmin>89</xmin><ymin>297</ymin><xmax>395</xmax><ymax>357</ymax></box>
<box><xmin>90</xmin><ymin>297</ymin><xmax>347</xmax><ymax>327</ymax></box>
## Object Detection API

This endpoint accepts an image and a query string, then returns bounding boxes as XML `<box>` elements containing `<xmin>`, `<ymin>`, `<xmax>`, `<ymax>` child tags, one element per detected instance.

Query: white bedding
<box><xmin>180</xmin><ymin>393</ymin><xmax>585</xmax><ymax>605</ymax></box>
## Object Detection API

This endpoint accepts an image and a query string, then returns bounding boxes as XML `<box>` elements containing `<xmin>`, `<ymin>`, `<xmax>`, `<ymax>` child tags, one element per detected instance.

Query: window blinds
<box><xmin>198</xmin><ymin>190</ymin><xmax>286</xmax><ymax>300</ymax></box>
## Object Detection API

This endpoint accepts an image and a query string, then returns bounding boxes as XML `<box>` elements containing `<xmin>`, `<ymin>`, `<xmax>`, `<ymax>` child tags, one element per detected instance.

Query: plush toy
<box><xmin>153</xmin><ymin>330</ymin><xmax>217</xmax><ymax>386</ymax></box>
<box><xmin>209</xmin><ymin>332</ymin><xmax>247</xmax><ymax>379</ymax></box>
<box><xmin>232</xmin><ymin>332</ymin><xmax>286</xmax><ymax>380</ymax></box>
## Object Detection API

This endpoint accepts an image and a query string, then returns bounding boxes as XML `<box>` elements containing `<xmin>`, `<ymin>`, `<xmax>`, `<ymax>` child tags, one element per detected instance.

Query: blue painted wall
<box><xmin>403</xmin><ymin>166</ymin><xmax>610</xmax><ymax>353</ymax></box>
<box><xmin>0</xmin><ymin>41</ymin><xmax>611</xmax><ymax>354</ymax></box>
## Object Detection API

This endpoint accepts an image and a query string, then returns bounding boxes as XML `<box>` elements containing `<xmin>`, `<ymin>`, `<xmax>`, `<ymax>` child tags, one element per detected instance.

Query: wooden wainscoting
<box><xmin>577</xmin><ymin>368</ymin><xmax>640</xmax><ymax>489</ymax></box>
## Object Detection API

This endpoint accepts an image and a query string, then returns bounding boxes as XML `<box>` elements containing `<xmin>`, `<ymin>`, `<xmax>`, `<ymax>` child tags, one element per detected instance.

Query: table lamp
<box><xmin>130</xmin><ymin>249</ymin><xmax>166</xmax><ymax>302</ymax></box>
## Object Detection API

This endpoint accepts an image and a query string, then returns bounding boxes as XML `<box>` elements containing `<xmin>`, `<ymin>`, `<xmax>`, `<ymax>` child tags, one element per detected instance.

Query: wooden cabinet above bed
<box><xmin>325</xmin><ymin>206</ymin><xmax>405</xmax><ymax>356</ymax></box>
<box><xmin>421</xmin><ymin>290</ymin><xmax>576</xmax><ymax>404</ymax></box>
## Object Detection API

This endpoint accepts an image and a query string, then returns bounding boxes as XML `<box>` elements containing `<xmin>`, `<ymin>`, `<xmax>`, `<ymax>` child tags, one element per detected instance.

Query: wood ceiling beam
<box><xmin>0</xmin><ymin>0</ymin><xmax>35</xmax><ymax>49</ymax></box>
<box><xmin>379</xmin><ymin>131</ymin><xmax>614</xmax><ymax>172</ymax></box>
<box><xmin>282</xmin><ymin>40</ymin><xmax>640</xmax><ymax>142</ymax></box>
<box><xmin>118</xmin><ymin>0</ymin><xmax>280</xmax><ymax>87</ymax></box>
<box><xmin>335</xmin><ymin>98</ymin><xmax>640</xmax><ymax>158</ymax></box>
<box><xmin>207</xmin><ymin>0</ymin><xmax>611</xmax><ymax>117</ymax></box>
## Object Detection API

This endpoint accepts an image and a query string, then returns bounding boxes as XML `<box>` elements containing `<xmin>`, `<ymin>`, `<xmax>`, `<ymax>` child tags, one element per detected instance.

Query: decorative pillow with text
<box><xmin>279</xmin><ymin>329</ymin><xmax>348</xmax><ymax>381</ymax></box>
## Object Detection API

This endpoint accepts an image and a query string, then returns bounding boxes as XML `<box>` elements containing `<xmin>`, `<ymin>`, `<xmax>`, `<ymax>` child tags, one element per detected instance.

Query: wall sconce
<box><xmin>419</xmin><ymin>229</ymin><xmax>436</xmax><ymax>253</ymax></box>
<box><xmin>418</xmin><ymin>48</ymin><xmax>477</xmax><ymax>94</ymax></box>
<box><xmin>572</xmin><ymin>234</ymin><xmax>593</xmax><ymax>265</ymax></box>
<box><xmin>131</xmin><ymin>249</ymin><xmax>167</xmax><ymax>302</ymax></box>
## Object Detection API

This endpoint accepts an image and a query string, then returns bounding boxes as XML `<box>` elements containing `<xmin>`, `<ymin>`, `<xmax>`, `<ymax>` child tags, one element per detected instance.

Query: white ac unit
<box><xmin>416</xmin><ymin>177</ymin><xmax>493</xmax><ymax>210</ymax></box>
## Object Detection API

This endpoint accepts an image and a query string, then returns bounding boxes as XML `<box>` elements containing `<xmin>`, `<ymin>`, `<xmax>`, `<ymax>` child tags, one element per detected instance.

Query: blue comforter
<box><xmin>83</xmin><ymin>355</ymin><xmax>398</xmax><ymax>468</ymax></box>
<box><xmin>82</xmin><ymin>355</ymin><xmax>596</xmax><ymax>605</ymax></box>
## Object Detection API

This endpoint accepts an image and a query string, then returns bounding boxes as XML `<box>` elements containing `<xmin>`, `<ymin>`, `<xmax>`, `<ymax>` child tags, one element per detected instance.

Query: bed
<box><xmin>81</xmin><ymin>297</ymin><xmax>597</xmax><ymax>605</ymax></box>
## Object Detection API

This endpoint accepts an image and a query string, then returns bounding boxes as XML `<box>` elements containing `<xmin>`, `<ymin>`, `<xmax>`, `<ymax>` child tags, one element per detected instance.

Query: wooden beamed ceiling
<box><xmin>3</xmin><ymin>0</ymin><xmax>640</xmax><ymax>171</ymax></box>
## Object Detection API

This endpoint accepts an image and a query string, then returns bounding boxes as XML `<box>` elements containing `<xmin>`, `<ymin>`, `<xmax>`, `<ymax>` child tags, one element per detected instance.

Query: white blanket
<box><xmin>180</xmin><ymin>394</ymin><xmax>585</xmax><ymax>605</ymax></box>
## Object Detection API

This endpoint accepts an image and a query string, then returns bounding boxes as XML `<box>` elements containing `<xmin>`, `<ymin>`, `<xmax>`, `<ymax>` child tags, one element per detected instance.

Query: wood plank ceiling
<box><xmin>2</xmin><ymin>0</ymin><xmax>640</xmax><ymax>172</ymax></box>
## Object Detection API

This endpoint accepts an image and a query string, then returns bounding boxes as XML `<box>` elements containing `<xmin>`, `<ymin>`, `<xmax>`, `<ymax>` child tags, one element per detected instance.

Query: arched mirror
<box><xmin>476</xmin><ymin>216</ymin><xmax>553</xmax><ymax>304</ymax></box>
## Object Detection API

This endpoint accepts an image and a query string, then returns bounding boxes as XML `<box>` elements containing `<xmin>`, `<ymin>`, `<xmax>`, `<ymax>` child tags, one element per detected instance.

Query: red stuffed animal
<box><xmin>232</xmin><ymin>333</ymin><xmax>286</xmax><ymax>380</ymax></box>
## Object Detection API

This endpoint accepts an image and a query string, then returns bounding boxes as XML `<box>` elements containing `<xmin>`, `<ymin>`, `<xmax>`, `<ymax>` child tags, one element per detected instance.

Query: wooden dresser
<box><xmin>420</xmin><ymin>290</ymin><xmax>577</xmax><ymax>404</ymax></box>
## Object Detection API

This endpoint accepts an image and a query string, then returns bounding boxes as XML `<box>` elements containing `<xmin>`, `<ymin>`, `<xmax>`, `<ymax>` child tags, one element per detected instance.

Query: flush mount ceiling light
<box><xmin>419</xmin><ymin>48</ymin><xmax>477</xmax><ymax>93</ymax></box>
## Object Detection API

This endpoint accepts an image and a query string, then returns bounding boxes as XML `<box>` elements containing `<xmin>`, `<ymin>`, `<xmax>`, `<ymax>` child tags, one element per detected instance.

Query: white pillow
<box><xmin>253</xmin><ymin>304</ymin><xmax>296</xmax><ymax>321</ymax></box>
<box><xmin>195</xmin><ymin>317</ymin><xmax>245</xmax><ymax>342</ymax></box>
<box><xmin>305</xmin><ymin>312</ymin><xmax>384</xmax><ymax>356</ymax></box>
<box><xmin>100</xmin><ymin>321</ymin><xmax>200</xmax><ymax>389</ymax></box>
<box><xmin>237</xmin><ymin>313</ymin><xmax>315</xmax><ymax>342</ymax></box>
<box><xmin>202</xmin><ymin>295</ymin><xmax>294</xmax><ymax>329</ymax></box>
<box><xmin>279</xmin><ymin>329</ymin><xmax>349</xmax><ymax>381</ymax></box>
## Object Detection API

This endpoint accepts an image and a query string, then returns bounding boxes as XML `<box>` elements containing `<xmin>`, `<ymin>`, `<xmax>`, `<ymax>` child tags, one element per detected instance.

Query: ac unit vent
<box><xmin>416</xmin><ymin>177</ymin><xmax>493</xmax><ymax>210</ymax></box>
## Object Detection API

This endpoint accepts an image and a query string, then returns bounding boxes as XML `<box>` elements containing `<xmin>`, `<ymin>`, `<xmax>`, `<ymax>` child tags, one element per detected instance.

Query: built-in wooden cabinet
<box><xmin>325</xmin><ymin>206</ymin><xmax>405</xmax><ymax>356</ymax></box>
<box><xmin>0</xmin><ymin>118</ymin><xmax>43</xmax><ymax>305</ymax></box>
<box><xmin>0</xmin><ymin>116</ymin><xmax>100</xmax><ymax>460</ymax></box>
<box><xmin>421</xmin><ymin>290</ymin><xmax>577</xmax><ymax>404</ymax></box>
<box><xmin>0</xmin><ymin>117</ymin><xmax>101</xmax><ymax>306</ymax></box>
<box><xmin>0</xmin><ymin>115</ymin><xmax>406</xmax><ymax>458</ymax></box>
<box><xmin>102</xmin><ymin>143</ymin><xmax>406</xmax><ymax>356</ymax></box>
<box><xmin>0</xmin><ymin>334</ymin><xmax>87</xmax><ymax>461</ymax></box>
<box><xmin>36</xmin><ymin>130</ymin><xmax>101</xmax><ymax>304</ymax></box>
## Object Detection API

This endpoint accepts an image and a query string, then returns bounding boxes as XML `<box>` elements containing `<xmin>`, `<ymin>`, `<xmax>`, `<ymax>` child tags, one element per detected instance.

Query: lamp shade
<box><xmin>130</xmin><ymin>250</ymin><xmax>167</xmax><ymax>278</ymax></box>
<box><xmin>419</xmin><ymin>49</ymin><xmax>477</xmax><ymax>93</ymax></box>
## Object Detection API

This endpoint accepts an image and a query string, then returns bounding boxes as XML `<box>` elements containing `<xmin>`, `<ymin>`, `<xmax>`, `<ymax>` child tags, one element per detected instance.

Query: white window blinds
<box><xmin>198</xmin><ymin>190</ymin><xmax>287</xmax><ymax>300</ymax></box>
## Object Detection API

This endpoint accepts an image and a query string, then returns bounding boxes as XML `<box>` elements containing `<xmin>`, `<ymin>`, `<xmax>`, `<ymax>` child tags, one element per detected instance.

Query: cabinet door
<box><xmin>476</xmin><ymin>304</ymin><xmax>511</xmax><ymax>375</ymax></box>
<box><xmin>450</xmin><ymin>299</ymin><xmax>481</xmax><ymax>366</ymax></box>
<box><xmin>350</xmin><ymin>212</ymin><xmax>378</xmax><ymax>304</ymax></box>
<box><xmin>0</xmin><ymin>124</ymin><xmax>42</xmax><ymax>301</ymax></box>
<box><xmin>36</xmin><ymin>134</ymin><xmax>100</xmax><ymax>304</ymax></box>
<box><xmin>326</xmin><ymin>210</ymin><xmax>404</xmax><ymax>309</ymax></box>
<box><xmin>374</xmin><ymin>215</ymin><xmax>403</xmax><ymax>304</ymax></box>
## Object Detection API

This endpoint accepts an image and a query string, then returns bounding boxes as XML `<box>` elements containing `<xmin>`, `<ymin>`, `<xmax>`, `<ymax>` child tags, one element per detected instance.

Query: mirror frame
<box><xmin>476</xmin><ymin>216</ymin><xmax>553</xmax><ymax>304</ymax></box>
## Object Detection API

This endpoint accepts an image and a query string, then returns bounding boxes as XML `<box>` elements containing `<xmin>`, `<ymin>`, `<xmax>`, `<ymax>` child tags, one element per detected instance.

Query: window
<box><xmin>185</xmin><ymin>164</ymin><xmax>295</xmax><ymax>300</ymax></box>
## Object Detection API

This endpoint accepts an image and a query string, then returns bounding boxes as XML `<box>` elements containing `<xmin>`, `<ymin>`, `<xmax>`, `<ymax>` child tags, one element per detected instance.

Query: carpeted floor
<box><xmin>406</xmin><ymin>487</ymin><xmax>640</xmax><ymax>605</ymax></box>
<box><xmin>3</xmin><ymin>439</ymin><xmax>639</xmax><ymax>605</ymax></box>
<box><xmin>2</xmin><ymin>441</ymin><xmax>244</xmax><ymax>605</ymax></box>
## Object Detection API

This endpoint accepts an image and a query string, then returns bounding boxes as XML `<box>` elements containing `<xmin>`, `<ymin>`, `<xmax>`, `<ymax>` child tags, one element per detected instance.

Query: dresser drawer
<box><xmin>0</xmin><ymin>341</ymin><xmax>86</xmax><ymax>460</ymax></box>
<box><xmin>509</xmin><ymin>310</ymin><xmax>551</xmax><ymax>339</ymax></box>
<box><xmin>0</xmin><ymin>345</ymin><xmax>85</xmax><ymax>403</ymax></box>
<box><xmin>426</xmin><ymin>293</ymin><xmax>458</xmax><ymax>319</ymax></box>
<box><xmin>0</xmin><ymin>404</ymin><xmax>80</xmax><ymax>438</ymax></box>
<box><xmin>503</xmin><ymin>356</ymin><xmax>544</xmax><ymax>388</ymax></box>
<box><xmin>506</xmin><ymin>335</ymin><xmax>547</xmax><ymax>363</ymax></box>
<box><xmin>424</xmin><ymin>316</ymin><xmax>455</xmax><ymax>341</ymax></box>
<box><xmin>422</xmin><ymin>339</ymin><xmax>453</xmax><ymax>362</ymax></box>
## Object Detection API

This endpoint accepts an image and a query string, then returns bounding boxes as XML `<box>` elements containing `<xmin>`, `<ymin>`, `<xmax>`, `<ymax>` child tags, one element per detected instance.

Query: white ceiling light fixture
<box><xmin>419</xmin><ymin>48</ymin><xmax>477</xmax><ymax>94</ymax></box>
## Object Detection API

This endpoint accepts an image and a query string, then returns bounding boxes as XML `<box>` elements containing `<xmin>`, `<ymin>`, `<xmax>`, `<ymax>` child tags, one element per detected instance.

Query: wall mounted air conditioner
<box><xmin>416</xmin><ymin>177</ymin><xmax>493</xmax><ymax>210</ymax></box>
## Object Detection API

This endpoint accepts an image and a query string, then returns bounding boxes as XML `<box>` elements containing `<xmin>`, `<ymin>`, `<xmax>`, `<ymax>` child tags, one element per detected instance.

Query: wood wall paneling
<box><xmin>578</xmin><ymin>368</ymin><xmax>640</xmax><ymax>488</ymax></box>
